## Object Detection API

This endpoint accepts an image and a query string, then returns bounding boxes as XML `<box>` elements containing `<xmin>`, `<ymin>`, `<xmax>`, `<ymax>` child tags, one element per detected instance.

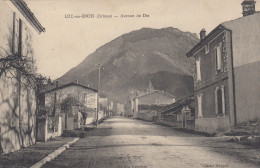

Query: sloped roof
<box><xmin>186</xmin><ymin>13</ymin><xmax>260</xmax><ymax>58</ymax></box>
<box><xmin>40</xmin><ymin>82</ymin><xmax>98</xmax><ymax>94</ymax></box>
<box><xmin>134</xmin><ymin>90</ymin><xmax>175</xmax><ymax>99</ymax></box>
<box><xmin>11</xmin><ymin>0</ymin><xmax>45</xmax><ymax>33</ymax></box>
<box><xmin>161</xmin><ymin>97</ymin><xmax>194</xmax><ymax>115</ymax></box>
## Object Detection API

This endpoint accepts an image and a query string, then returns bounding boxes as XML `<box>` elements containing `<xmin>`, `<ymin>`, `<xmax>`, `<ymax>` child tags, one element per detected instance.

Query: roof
<box><xmin>11</xmin><ymin>0</ymin><xmax>45</xmax><ymax>33</ymax></box>
<box><xmin>40</xmin><ymin>82</ymin><xmax>98</xmax><ymax>94</ymax></box>
<box><xmin>186</xmin><ymin>25</ymin><xmax>225</xmax><ymax>57</ymax></box>
<box><xmin>186</xmin><ymin>12</ymin><xmax>260</xmax><ymax>58</ymax></box>
<box><xmin>134</xmin><ymin>90</ymin><xmax>175</xmax><ymax>99</ymax></box>
<box><xmin>161</xmin><ymin>97</ymin><xmax>194</xmax><ymax>115</ymax></box>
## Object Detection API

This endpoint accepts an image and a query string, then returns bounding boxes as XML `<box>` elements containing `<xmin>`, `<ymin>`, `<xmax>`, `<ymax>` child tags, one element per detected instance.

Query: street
<box><xmin>42</xmin><ymin>117</ymin><xmax>258</xmax><ymax>168</ymax></box>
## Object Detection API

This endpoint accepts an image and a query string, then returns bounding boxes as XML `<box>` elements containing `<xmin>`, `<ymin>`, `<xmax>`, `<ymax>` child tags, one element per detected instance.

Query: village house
<box><xmin>0</xmin><ymin>0</ymin><xmax>45</xmax><ymax>153</ymax></box>
<box><xmin>186</xmin><ymin>0</ymin><xmax>260</xmax><ymax>133</ymax></box>
<box><xmin>132</xmin><ymin>81</ymin><xmax>176</xmax><ymax>119</ymax></box>
<box><xmin>37</xmin><ymin>82</ymin><xmax>98</xmax><ymax>141</ymax></box>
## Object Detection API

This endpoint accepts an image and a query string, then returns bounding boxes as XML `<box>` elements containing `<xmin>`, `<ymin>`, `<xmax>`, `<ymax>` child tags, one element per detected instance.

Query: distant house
<box><xmin>0</xmin><ymin>0</ymin><xmax>45</xmax><ymax>153</ymax></box>
<box><xmin>132</xmin><ymin>81</ymin><xmax>176</xmax><ymax>118</ymax></box>
<box><xmin>186</xmin><ymin>0</ymin><xmax>260</xmax><ymax>133</ymax></box>
<box><xmin>38</xmin><ymin>82</ymin><xmax>98</xmax><ymax>141</ymax></box>
<box><xmin>99</xmin><ymin>97</ymin><xmax>110</xmax><ymax>117</ymax></box>
<box><xmin>116</xmin><ymin>103</ymin><xmax>125</xmax><ymax>116</ymax></box>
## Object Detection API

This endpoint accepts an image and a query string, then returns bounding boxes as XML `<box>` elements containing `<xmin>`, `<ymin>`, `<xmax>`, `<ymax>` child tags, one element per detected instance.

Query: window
<box><xmin>12</xmin><ymin>12</ymin><xmax>23</xmax><ymax>56</ymax></box>
<box><xmin>215</xmin><ymin>43</ymin><xmax>222</xmax><ymax>72</ymax></box>
<box><xmin>197</xmin><ymin>94</ymin><xmax>203</xmax><ymax>118</ymax></box>
<box><xmin>205</xmin><ymin>43</ymin><xmax>209</xmax><ymax>54</ymax></box>
<box><xmin>215</xmin><ymin>86</ymin><xmax>225</xmax><ymax>115</ymax></box>
<box><xmin>196</xmin><ymin>57</ymin><xmax>201</xmax><ymax>81</ymax></box>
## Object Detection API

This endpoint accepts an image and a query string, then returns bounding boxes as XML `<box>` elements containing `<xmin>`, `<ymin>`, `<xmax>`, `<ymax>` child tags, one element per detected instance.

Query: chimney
<box><xmin>242</xmin><ymin>0</ymin><xmax>256</xmax><ymax>17</ymax></box>
<box><xmin>200</xmin><ymin>29</ymin><xmax>206</xmax><ymax>40</ymax></box>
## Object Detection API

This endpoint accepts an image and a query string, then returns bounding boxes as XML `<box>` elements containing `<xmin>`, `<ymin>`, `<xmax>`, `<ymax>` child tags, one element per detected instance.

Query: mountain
<box><xmin>57</xmin><ymin>27</ymin><xmax>199</xmax><ymax>104</ymax></box>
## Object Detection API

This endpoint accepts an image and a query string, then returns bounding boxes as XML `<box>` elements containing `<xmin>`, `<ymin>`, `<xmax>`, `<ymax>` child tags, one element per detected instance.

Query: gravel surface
<box><xmin>43</xmin><ymin>117</ymin><xmax>260</xmax><ymax>168</ymax></box>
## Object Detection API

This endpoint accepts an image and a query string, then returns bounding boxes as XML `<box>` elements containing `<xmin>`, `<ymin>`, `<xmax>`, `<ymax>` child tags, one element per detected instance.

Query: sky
<box><xmin>25</xmin><ymin>0</ymin><xmax>260</xmax><ymax>79</ymax></box>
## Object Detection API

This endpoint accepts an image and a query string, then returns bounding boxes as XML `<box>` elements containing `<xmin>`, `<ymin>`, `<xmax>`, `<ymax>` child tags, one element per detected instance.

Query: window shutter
<box><xmin>18</xmin><ymin>19</ymin><xmax>23</xmax><ymax>57</ymax></box>
<box><xmin>221</xmin><ymin>86</ymin><xmax>225</xmax><ymax>114</ymax></box>
<box><xmin>196</xmin><ymin>58</ymin><xmax>201</xmax><ymax>81</ymax></box>
<box><xmin>197</xmin><ymin>94</ymin><xmax>203</xmax><ymax>118</ymax></box>
<box><xmin>12</xmin><ymin>12</ymin><xmax>19</xmax><ymax>54</ymax></box>
<box><xmin>216</xmin><ymin>43</ymin><xmax>222</xmax><ymax>71</ymax></box>
<box><xmin>215</xmin><ymin>89</ymin><xmax>218</xmax><ymax>115</ymax></box>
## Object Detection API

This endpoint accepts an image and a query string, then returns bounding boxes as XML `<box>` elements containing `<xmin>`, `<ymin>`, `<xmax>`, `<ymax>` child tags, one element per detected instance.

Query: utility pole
<box><xmin>96</xmin><ymin>64</ymin><xmax>102</xmax><ymax>127</ymax></box>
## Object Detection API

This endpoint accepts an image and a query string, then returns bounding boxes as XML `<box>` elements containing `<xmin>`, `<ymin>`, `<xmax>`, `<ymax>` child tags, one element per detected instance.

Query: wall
<box><xmin>138</xmin><ymin>110</ymin><xmax>157</xmax><ymax>121</ymax></box>
<box><xmin>0</xmin><ymin>2</ymin><xmax>38</xmax><ymax>154</ymax></box>
<box><xmin>233</xmin><ymin>61</ymin><xmax>260</xmax><ymax>124</ymax></box>
<box><xmin>195</xmin><ymin>79</ymin><xmax>230</xmax><ymax>119</ymax></box>
<box><xmin>194</xmin><ymin>32</ymin><xmax>226</xmax><ymax>85</ymax></box>
<box><xmin>195</xmin><ymin>116</ymin><xmax>230</xmax><ymax>133</ymax></box>
<box><xmin>223</xmin><ymin>15</ymin><xmax>260</xmax><ymax>125</ymax></box>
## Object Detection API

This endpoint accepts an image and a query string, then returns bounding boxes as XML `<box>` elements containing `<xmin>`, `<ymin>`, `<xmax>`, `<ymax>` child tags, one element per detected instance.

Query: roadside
<box><xmin>0</xmin><ymin>137</ymin><xmax>74</xmax><ymax>168</ymax></box>
<box><xmin>154</xmin><ymin>119</ymin><xmax>260</xmax><ymax>166</ymax></box>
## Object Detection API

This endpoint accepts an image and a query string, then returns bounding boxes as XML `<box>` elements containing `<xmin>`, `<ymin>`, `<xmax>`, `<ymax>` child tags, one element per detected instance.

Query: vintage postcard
<box><xmin>0</xmin><ymin>0</ymin><xmax>259</xmax><ymax>167</ymax></box>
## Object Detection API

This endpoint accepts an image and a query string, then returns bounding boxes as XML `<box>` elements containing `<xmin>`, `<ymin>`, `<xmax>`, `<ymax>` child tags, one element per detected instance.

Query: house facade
<box><xmin>38</xmin><ymin>82</ymin><xmax>98</xmax><ymax>141</ymax></box>
<box><xmin>0</xmin><ymin>0</ymin><xmax>45</xmax><ymax>153</ymax></box>
<box><xmin>186</xmin><ymin>0</ymin><xmax>260</xmax><ymax>133</ymax></box>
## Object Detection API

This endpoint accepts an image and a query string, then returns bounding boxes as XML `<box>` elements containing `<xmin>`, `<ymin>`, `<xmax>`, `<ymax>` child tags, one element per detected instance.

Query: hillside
<box><xmin>57</xmin><ymin>27</ymin><xmax>199</xmax><ymax>103</ymax></box>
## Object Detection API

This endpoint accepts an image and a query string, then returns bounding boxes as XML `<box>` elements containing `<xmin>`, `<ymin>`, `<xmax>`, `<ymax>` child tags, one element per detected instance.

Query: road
<box><xmin>43</xmin><ymin>117</ymin><xmax>259</xmax><ymax>168</ymax></box>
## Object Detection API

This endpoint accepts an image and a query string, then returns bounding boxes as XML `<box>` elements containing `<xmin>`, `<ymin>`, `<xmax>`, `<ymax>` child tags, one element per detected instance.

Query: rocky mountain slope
<box><xmin>57</xmin><ymin>27</ymin><xmax>199</xmax><ymax>104</ymax></box>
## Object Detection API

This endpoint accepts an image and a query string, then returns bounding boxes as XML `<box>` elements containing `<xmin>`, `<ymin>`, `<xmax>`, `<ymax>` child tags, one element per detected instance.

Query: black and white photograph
<box><xmin>0</xmin><ymin>0</ymin><xmax>260</xmax><ymax>167</ymax></box>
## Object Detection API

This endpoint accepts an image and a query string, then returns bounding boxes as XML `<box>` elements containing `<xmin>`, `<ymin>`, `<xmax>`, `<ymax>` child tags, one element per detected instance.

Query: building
<box><xmin>160</xmin><ymin>97</ymin><xmax>195</xmax><ymax>130</ymax></box>
<box><xmin>0</xmin><ymin>0</ymin><xmax>45</xmax><ymax>153</ymax></box>
<box><xmin>116</xmin><ymin>103</ymin><xmax>125</xmax><ymax>116</ymax></box>
<box><xmin>38</xmin><ymin>82</ymin><xmax>98</xmax><ymax>141</ymax></box>
<box><xmin>132</xmin><ymin>82</ymin><xmax>176</xmax><ymax>118</ymax></box>
<box><xmin>186</xmin><ymin>0</ymin><xmax>260</xmax><ymax>133</ymax></box>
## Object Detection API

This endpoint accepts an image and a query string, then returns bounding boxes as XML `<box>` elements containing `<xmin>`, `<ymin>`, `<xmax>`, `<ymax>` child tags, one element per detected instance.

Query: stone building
<box><xmin>0</xmin><ymin>0</ymin><xmax>45</xmax><ymax>153</ymax></box>
<box><xmin>186</xmin><ymin>0</ymin><xmax>260</xmax><ymax>133</ymax></box>
<box><xmin>38</xmin><ymin>82</ymin><xmax>98</xmax><ymax>141</ymax></box>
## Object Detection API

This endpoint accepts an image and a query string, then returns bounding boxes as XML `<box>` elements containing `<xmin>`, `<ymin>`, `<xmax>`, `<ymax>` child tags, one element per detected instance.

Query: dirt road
<box><xmin>43</xmin><ymin>117</ymin><xmax>259</xmax><ymax>168</ymax></box>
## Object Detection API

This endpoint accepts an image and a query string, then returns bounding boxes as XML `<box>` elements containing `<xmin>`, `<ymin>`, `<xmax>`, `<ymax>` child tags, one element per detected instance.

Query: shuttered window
<box><xmin>196</xmin><ymin>58</ymin><xmax>201</xmax><ymax>81</ymax></box>
<box><xmin>13</xmin><ymin>12</ymin><xmax>19</xmax><ymax>54</ymax></box>
<box><xmin>215</xmin><ymin>43</ymin><xmax>222</xmax><ymax>72</ymax></box>
<box><xmin>12</xmin><ymin>12</ymin><xmax>23</xmax><ymax>57</ymax></box>
<box><xmin>215</xmin><ymin>86</ymin><xmax>225</xmax><ymax>115</ymax></box>
<box><xmin>197</xmin><ymin>94</ymin><xmax>203</xmax><ymax>118</ymax></box>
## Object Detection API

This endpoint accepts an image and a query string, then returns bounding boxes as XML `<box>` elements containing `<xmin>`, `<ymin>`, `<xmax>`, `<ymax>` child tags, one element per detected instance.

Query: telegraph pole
<box><xmin>96</xmin><ymin>64</ymin><xmax>102</xmax><ymax>127</ymax></box>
